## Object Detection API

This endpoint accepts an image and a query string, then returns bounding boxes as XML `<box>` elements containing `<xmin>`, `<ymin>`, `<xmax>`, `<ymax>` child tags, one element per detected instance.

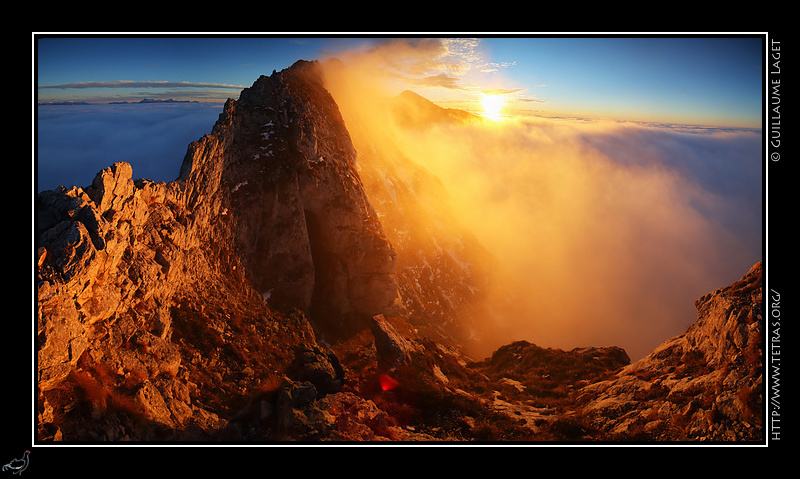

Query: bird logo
<box><xmin>2</xmin><ymin>451</ymin><xmax>29</xmax><ymax>475</ymax></box>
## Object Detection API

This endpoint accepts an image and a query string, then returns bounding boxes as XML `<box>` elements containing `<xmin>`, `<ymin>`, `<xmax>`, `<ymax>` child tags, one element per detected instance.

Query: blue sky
<box><xmin>35</xmin><ymin>35</ymin><xmax>764</xmax><ymax>128</ymax></box>
<box><xmin>481</xmin><ymin>37</ymin><xmax>763</xmax><ymax>127</ymax></box>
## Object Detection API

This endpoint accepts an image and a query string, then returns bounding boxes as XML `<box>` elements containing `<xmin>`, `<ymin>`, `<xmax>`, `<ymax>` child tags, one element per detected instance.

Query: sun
<box><xmin>480</xmin><ymin>93</ymin><xmax>505</xmax><ymax>121</ymax></box>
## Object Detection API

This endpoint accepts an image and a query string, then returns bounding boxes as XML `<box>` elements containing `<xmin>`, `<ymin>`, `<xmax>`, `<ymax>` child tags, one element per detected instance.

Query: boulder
<box><xmin>370</xmin><ymin>314</ymin><xmax>420</xmax><ymax>373</ymax></box>
<box><xmin>289</xmin><ymin>345</ymin><xmax>344</xmax><ymax>396</ymax></box>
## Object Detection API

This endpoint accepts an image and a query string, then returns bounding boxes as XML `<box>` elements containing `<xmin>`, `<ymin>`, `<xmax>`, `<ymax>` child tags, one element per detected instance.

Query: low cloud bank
<box><xmin>36</xmin><ymin>102</ymin><xmax>223</xmax><ymax>192</ymax></box>
<box><xmin>396</xmin><ymin>116</ymin><xmax>762</xmax><ymax>360</ymax></box>
<box><xmin>321</xmin><ymin>54</ymin><xmax>763</xmax><ymax>361</ymax></box>
<box><xmin>35</xmin><ymin>65</ymin><xmax>763</xmax><ymax>362</ymax></box>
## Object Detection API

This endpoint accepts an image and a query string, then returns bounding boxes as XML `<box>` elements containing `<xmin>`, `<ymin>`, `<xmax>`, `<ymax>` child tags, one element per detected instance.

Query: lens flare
<box><xmin>378</xmin><ymin>373</ymin><xmax>399</xmax><ymax>391</ymax></box>
<box><xmin>480</xmin><ymin>94</ymin><xmax>505</xmax><ymax>121</ymax></box>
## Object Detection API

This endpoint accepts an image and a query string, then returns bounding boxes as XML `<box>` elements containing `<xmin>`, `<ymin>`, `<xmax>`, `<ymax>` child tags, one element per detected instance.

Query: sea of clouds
<box><xmin>385</xmin><ymin>113</ymin><xmax>763</xmax><ymax>360</ymax></box>
<box><xmin>34</xmin><ymin>99</ymin><xmax>763</xmax><ymax>361</ymax></box>
<box><xmin>35</xmin><ymin>102</ymin><xmax>225</xmax><ymax>192</ymax></box>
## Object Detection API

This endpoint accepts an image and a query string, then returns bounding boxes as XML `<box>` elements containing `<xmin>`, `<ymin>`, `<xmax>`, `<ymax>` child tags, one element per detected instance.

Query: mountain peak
<box><xmin>177</xmin><ymin>59</ymin><xmax>400</xmax><ymax>338</ymax></box>
<box><xmin>390</xmin><ymin>89</ymin><xmax>482</xmax><ymax>127</ymax></box>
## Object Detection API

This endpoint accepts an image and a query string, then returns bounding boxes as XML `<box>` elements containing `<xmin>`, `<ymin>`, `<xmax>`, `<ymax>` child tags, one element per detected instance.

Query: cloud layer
<box><xmin>398</xmin><ymin>117</ymin><xmax>761</xmax><ymax>360</ymax></box>
<box><xmin>325</xmin><ymin>38</ymin><xmax>525</xmax><ymax>102</ymax></box>
<box><xmin>36</xmin><ymin>102</ymin><xmax>224</xmax><ymax>191</ymax></box>
<box><xmin>320</xmin><ymin>39</ymin><xmax>763</xmax><ymax>360</ymax></box>
<box><xmin>39</xmin><ymin>80</ymin><xmax>244</xmax><ymax>90</ymax></box>
<box><xmin>35</xmin><ymin>43</ymin><xmax>763</xmax><ymax>361</ymax></box>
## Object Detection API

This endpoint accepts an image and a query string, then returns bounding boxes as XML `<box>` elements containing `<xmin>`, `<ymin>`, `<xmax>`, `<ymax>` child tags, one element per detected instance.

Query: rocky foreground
<box><xmin>35</xmin><ymin>60</ymin><xmax>764</xmax><ymax>443</ymax></box>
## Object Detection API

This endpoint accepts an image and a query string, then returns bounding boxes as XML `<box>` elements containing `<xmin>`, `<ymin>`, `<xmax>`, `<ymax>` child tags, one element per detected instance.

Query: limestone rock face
<box><xmin>36</xmin><ymin>60</ymin><xmax>401</xmax><ymax>440</ymax></box>
<box><xmin>577</xmin><ymin>262</ymin><xmax>764</xmax><ymax>441</ymax></box>
<box><xmin>37</xmin><ymin>163</ymin><xmax>188</xmax><ymax>390</ymax></box>
<box><xmin>370</xmin><ymin>314</ymin><xmax>421</xmax><ymax>374</ymax></box>
<box><xmin>177</xmin><ymin>60</ymin><xmax>400</xmax><ymax>338</ymax></box>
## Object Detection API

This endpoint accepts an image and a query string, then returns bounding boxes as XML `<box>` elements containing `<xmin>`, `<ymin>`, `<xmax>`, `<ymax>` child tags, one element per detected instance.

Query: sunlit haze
<box><xmin>480</xmin><ymin>93</ymin><xmax>506</xmax><ymax>121</ymax></box>
<box><xmin>35</xmin><ymin>35</ymin><xmax>764</xmax><ymax>361</ymax></box>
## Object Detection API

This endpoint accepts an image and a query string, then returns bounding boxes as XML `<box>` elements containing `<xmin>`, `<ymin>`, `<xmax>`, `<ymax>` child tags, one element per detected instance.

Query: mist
<box><xmin>320</xmin><ymin>53</ymin><xmax>762</xmax><ymax>361</ymax></box>
<box><xmin>414</xmin><ymin>118</ymin><xmax>760</xmax><ymax>361</ymax></box>
<box><xmin>34</xmin><ymin>57</ymin><xmax>762</xmax><ymax>362</ymax></box>
<box><xmin>36</xmin><ymin>102</ymin><xmax>223</xmax><ymax>192</ymax></box>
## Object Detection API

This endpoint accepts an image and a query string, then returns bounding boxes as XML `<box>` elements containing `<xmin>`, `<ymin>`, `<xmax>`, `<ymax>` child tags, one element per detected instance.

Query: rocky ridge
<box><xmin>576</xmin><ymin>262</ymin><xmax>764</xmax><ymax>441</ymax></box>
<box><xmin>35</xmin><ymin>60</ymin><xmax>764</xmax><ymax>443</ymax></box>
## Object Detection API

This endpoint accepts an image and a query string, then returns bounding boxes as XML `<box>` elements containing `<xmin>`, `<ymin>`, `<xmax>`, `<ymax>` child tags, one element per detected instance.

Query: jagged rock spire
<box><xmin>176</xmin><ymin>60</ymin><xmax>401</xmax><ymax>338</ymax></box>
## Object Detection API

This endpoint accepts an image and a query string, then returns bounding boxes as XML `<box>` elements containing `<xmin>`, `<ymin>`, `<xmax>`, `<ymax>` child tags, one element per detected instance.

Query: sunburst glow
<box><xmin>480</xmin><ymin>94</ymin><xmax>505</xmax><ymax>121</ymax></box>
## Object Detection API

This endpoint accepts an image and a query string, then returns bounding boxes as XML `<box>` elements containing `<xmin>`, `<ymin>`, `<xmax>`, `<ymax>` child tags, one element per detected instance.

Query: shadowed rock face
<box><xmin>177</xmin><ymin>60</ymin><xmax>400</xmax><ymax>338</ymax></box>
